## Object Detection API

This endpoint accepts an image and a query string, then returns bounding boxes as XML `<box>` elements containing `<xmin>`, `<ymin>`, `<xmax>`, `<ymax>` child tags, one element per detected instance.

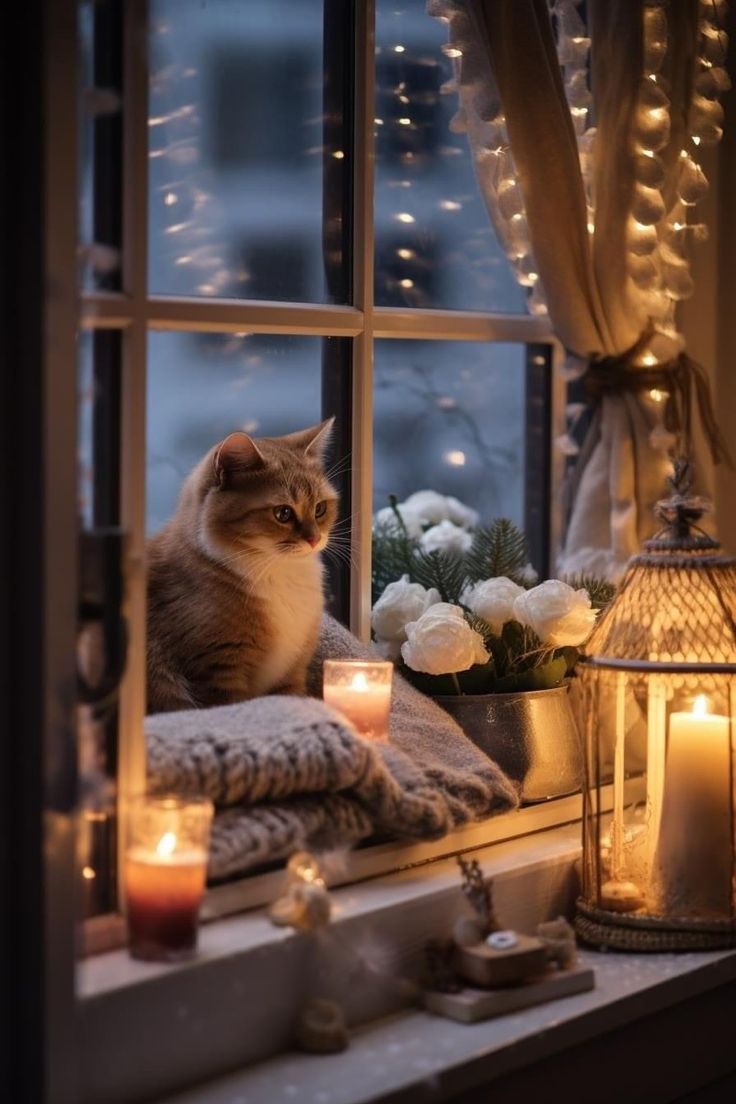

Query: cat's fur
<box><xmin>146</xmin><ymin>419</ymin><xmax>338</xmax><ymax>713</ymax></box>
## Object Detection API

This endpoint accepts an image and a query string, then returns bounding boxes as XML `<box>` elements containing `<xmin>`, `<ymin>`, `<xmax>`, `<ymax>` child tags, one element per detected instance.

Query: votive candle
<box><xmin>125</xmin><ymin>794</ymin><xmax>213</xmax><ymax>962</ymax></box>
<box><xmin>323</xmin><ymin>660</ymin><xmax>393</xmax><ymax>742</ymax></box>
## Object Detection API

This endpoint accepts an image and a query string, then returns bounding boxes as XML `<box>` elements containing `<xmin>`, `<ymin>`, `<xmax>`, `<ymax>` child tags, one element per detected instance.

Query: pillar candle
<box><xmin>655</xmin><ymin>695</ymin><xmax>733</xmax><ymax>917</ymax></box>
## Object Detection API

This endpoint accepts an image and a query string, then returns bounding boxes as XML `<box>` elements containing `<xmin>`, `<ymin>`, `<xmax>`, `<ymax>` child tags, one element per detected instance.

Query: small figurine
<box><xmin>294</xmin><ymin>998</ymin><xmax>349</xmax><ymax>1054</ymax></box>
<box><xmin>536</xmin><ymin>916</ymin><xmax>578</xmax><ymax>969</ymax></box>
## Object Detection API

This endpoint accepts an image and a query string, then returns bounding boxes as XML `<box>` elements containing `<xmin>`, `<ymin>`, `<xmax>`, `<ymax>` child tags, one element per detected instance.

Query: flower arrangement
<box><xmin>372</xmin><ymin>493</ymin><xmax>614</xmax><ymax>695</ymax></box>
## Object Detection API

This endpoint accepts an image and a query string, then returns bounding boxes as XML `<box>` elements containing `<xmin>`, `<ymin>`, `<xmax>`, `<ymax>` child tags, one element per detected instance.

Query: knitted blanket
<box><xmin>146</xmin><ymin>615</ymin><xmax>518</xmax><ymax>881</ymax></box>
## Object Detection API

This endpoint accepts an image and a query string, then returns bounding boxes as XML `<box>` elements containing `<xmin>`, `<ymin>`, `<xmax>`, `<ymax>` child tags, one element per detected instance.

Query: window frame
<box><xmin>79</xmin><ymin>0</ymin><xmax>565</xmax><ymax>943</ymax></box>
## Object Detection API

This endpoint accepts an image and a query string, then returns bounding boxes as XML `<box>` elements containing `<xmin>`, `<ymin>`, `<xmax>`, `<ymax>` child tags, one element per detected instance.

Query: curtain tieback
<box><xmin>584</xmin><ymin>344</ymin><xmax>733</xmax><ymax>469</ymax></box>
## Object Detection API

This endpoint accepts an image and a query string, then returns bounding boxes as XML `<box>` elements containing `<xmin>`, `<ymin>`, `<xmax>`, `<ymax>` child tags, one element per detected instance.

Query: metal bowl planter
<box><xmin>434</xmin><ymin>684</ymin><xmax>582</xmax><ymax>803</ymax></box>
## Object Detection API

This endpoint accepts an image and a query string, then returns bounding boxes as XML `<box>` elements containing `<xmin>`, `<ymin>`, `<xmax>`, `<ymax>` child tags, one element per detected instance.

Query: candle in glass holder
<box><xmin>323</xmin><ymin>660</ymin><xmax>393</xmax><ymax>741</ymax></box>
<box><xmin>125</xmin><ymin>794</ymin><xmax>213</xmax><ymax>962</ymax></box>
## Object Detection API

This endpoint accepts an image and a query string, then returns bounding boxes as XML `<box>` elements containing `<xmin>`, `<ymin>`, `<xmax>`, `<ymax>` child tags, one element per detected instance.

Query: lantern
<box><xmin>574</xmin><ymin>463</ymin><xmax>736</xmax><ymax>950</ymax></box>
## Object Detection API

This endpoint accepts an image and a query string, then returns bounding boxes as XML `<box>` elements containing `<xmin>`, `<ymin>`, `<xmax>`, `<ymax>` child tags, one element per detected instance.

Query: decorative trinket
<box><xmin>424</xmin><ymin>857</ymin><xmax>594</xmax><ymax>1022</ymax></box>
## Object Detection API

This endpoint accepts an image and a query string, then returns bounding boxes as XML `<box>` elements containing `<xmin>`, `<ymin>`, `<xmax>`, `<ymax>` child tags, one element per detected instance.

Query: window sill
<box><xmin>78</xmin><ymin>818</ymin><xmax>736</xmax><ymax>1104</ymax></box>
<box><xmin>78</xmin><ymin>823</ymin><xmax>583</xmax><ymax>1103</ymax></box>
<box><xmin>82</xmin><ymin>787</ymin><xmax>604</xmax><ymax>956</ymax></box>
<box><xmin>155</xmin><ymin>948</ymin><xmax>736</xmax><ymax>1104</ymax></box>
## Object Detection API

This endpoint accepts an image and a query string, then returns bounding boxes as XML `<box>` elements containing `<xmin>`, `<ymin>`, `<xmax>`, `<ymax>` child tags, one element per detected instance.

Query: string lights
<box><xmin>149</xmin><ymin>17</ymin><xmax>231</xmax><ymax>297</ymax></box>
<box><xmin>433</xmin><ymin>0</ymin><xmax>730</xmax><ymax>456</ymax></box>
<box><xmin>429</xmin><ymin>0</ymin><xmax>546</xmax><ymax>312</ymax></box>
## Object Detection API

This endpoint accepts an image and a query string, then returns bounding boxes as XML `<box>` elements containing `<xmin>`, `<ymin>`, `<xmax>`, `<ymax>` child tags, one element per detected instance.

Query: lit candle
<box><xmin>322</xmin><ymin>660</ymin><xmax>393</xmax><ymax>742</ymax></box>
<box><xmin>125</xmin><ymin>795</ymin><xmax>213</xmax><ymax>962</ymax></box>
<box><xmin>655</xmin><ymin>695</ymin><xmax>733</xmax><ymax>917</ymax></box>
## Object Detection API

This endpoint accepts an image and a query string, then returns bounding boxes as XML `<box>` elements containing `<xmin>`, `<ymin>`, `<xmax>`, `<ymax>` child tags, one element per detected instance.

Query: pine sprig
<box><xmin>371</xmin><ymin>525</ymin><xmax>417</xmax><ymax>602</ymax></box>
<box><xmin>562</xmin><ymin>573</ymin><xmax>616</xmax><ymax>610</ymax></box>
<box><xmin>464</xmin><ymin>519</ymin><xmax>530</xmax><ymax>587</ymax></box>
<box><xmin>410</xmin><ymin>549</ymin><xmax>466</xmax><ymax>603</ymax></box>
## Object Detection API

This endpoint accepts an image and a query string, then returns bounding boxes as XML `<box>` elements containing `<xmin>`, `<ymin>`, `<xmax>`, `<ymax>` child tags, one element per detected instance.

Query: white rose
<box><xmin>445</xmin><ymin>495</ymin><xmax>479</xmax><ymax>530</ymax></box>
<box><xmin>462</xmin><ymin>576</ymin><xmax>525</xmax><ymax>636</ymax></box>
<box><xmin>419</xmin><ymin>519</ymin><xmax>473</xmax><ymax>556</ymax></box>
<box><xmin>513</xmin><ymin>579</ymin><xmax>598</xmax><ymax>646</ymax></box>
<box><xmin>402</xmin><ymin>489</ymin><xmax>478</xmax><ymax>530</ymax></box>
<box><xmin>371</xmin><ymin>574</ymin><xmax>441</xmax><ymax>644</ymax></box>
<box><xmin>402</xmin><ymin>489</ymin><xmax>453</xmax><ymax>526</ymax></box>
<box><xmin>401</xmin><ymin>603</ymin><xmax>490</xmax><ymax>675</ymax></box>
<box><xmin>373</xmin><ymin>503</ymin><xmax>425</xmax><ymax>540</ymax></box>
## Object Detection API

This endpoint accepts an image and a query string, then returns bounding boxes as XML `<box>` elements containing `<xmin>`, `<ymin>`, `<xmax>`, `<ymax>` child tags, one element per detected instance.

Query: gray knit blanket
<box><xmin>146</xmin><ymin>616</ymin><xmax>518</xmax><ymax>881</ymax></box>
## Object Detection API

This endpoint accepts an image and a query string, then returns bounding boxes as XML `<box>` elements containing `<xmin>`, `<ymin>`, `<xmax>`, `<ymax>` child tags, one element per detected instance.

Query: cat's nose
<box><xmin>305</xmin><ymin>534</ymin><xmax>320</xmax><ymax>547</ymax></box>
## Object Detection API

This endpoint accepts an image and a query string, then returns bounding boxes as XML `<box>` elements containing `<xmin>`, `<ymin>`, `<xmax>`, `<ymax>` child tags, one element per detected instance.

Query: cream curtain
<box><xmin>432</xmin><ymin>0</ymin><xmax>729</xmax><ymax>579</ymax></box>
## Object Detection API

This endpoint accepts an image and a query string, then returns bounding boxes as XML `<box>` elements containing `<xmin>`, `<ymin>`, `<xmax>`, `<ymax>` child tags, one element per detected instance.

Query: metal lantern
<box><xmin>574</xmin><ymin>464</ymin><xmax>736</xmax><ymax>951</ymax></box>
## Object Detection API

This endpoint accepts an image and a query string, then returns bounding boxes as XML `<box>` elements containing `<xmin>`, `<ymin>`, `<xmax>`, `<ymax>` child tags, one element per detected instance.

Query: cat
<box><xmin>146</xmin><ymin>419</ymin><xmax>338</xmax><ymax>713</ymax></box>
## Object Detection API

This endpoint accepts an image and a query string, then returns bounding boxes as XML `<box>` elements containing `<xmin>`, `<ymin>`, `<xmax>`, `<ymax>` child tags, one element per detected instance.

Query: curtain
<box><xmin>430</xmin><ymin>0</ymin><xmax>730</xmax><ymax>579</ymax></box>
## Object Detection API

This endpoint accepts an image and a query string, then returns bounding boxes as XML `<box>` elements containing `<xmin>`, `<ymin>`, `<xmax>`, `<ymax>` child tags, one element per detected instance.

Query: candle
<box><xmin>125</xmin><ymin>795</ymin><xmax>213</xmax><ymax>962</ymax></box>
<box><xmin>323</xmin><ymin>660</ymin><xmax>393</xmax><ymax>742</ymax></box>
<box><xmin>655</xmin><ymin>695</ymin><xmax>733</xmax><ymax>917</ymax></box>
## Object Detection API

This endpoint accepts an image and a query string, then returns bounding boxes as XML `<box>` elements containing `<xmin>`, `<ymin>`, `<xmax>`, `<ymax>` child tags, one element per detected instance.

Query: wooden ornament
<box><xmin>454</xmin><ymin>932</ymin><xmax>548</xmax><ymax>988</ymax></box>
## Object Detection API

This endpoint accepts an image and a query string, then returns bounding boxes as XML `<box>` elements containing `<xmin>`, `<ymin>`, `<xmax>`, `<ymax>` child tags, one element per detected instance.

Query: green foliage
<box><xmin>371</xmin><ymin>523</ymin><xmax>417</xmax><ymax>602</ymax></box>
<box><xmin>464</xmin><ymin>519</ymin><xmax>531</xmax><ymax>587</ymax></box>
<box><xmin>562</xmin><ymin>573</ymin><xmax>616</xmax><ymax>610</ymax></box>
<box><xmin>371</xmin><ymin>527</ymin><xmax>466</xmax><ymax>605</ymax></box>
<box><xmin>410</xmin><ymin>549</ymin><xmax>467</xmax><ymax>604</ymax></box>
<box><xmin>492</xmin><ymin>656</ymin><xmax>569</xmax><ymax>693</ymax></box>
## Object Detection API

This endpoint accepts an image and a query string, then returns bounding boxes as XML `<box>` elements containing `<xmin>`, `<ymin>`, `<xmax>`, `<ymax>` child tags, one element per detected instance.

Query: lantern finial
<box><xmin>647</xmin><ymin>457</ymin><xmax>717</xmax><ymax>552</ymax></box>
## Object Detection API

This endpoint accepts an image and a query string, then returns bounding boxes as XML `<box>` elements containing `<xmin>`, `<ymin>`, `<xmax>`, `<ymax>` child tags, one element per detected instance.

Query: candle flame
<box><xmin>693</xmin><ymin>694</ymin><xmax>709</xmax><ymax>717</ymax></box>
<box><xmin>156</xmin><ymin>831</ymin><xmax>177</xmax><ymax>857</ymax></box>
<box><xmin>352</xmin><ymin>672</ymin><xmax>369</xmax><ymax>692</ymax></box>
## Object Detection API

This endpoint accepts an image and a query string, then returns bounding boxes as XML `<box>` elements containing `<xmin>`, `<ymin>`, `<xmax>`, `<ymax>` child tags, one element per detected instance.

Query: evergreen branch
<box><xmin>410</xmin><ymin>549</ymin><xmax>467</xmax><ymax>603</ymax></box>
<box><xmin>464</xmin><ymin>519</ymin><xmax>530</xmax><ymax>586</ymax></box>
<box><xmin>561</xmin><ymin>573</ymin><xmax>616</xmax><ymax>610</ymax></box>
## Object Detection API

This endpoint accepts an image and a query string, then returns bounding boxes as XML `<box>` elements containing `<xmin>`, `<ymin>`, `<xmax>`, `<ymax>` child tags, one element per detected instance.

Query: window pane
<box><xmin>374</xmin><ymin>1</ymin><xmax>525</xmax><ymax>312</ymax></box>
<box><xmin>147</xmin><ymin>332</ymin><xmax>326</xmax><ymax>534</ymax></box>
<box><xmin>373</xmin><ymin>340</ymin><xmax>527</xmax><ymax>526</ymax></box>
<box><xmin>79</xmin><ymin>0</ymin><xmax>123</xmax><ymax>291</ymax></box>
<box><xmin>148</xmin><ymin>0</ymin><xmax>351</xmax><ymax>303</ymax></box>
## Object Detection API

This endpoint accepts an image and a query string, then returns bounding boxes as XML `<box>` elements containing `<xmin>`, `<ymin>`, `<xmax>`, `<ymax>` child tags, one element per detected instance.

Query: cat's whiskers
<box><xmin>324</xmin><ymin>454</ymin><xmax>352</xmax><ymax>482</ymax></box>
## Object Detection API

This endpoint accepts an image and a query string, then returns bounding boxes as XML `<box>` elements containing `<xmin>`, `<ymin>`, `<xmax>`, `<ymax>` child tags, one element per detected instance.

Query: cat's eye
<box><xmin>315</xmin><ymin>501</ymin><xmax>327</xmax><ymax>519</ymax></box>
<box><xmin>273</xmin><ymin>505</ymin><xmax>295</xmax><ymax>524</ymax></box>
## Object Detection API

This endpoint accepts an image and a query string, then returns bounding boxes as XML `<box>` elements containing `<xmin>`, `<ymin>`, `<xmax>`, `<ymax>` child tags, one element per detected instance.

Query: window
<box><xmin>78</xmin><ymin>0</ymin><xmax>558</xmax><ymax>927</ymax></box>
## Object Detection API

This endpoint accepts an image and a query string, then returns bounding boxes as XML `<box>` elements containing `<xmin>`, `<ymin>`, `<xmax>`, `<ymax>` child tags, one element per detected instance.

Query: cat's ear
<box><xmin>213</xmin><ymin>432</ymin><xmax>265</xmax><ymax>486</ymax></box>
<box><xmin>283</xmin><ymin>417</ymin><xmax>335</xmax><ymax>462</ymax></box>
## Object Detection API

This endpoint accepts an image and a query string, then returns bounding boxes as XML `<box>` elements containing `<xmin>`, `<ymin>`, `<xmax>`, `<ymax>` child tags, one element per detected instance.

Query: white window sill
<box><xmin>156</xmin><ymin>947</ymin><xmax>736</xmax><ymax>1104</ymax></box>
<box><xmin>77</xmin><ymin>816</ymin><xmax>736</xmax><ymax>1104</ymax></box>
<box><xmin>78</xmin><ymin>823</ymin><xmax>584</xmax><ymax>1103</ymax></box>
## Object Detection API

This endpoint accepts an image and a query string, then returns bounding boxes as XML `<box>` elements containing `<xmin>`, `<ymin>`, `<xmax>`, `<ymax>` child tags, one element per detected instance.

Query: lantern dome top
<box><xmin>582</xmin><ymin>461</ymin><xmax>736</xmax><ymax>669</ymax></box>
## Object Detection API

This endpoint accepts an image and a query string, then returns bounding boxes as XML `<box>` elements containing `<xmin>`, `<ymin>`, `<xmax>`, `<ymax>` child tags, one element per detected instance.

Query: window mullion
<box><xmin>350</xmin><ymin>0</ymin><xmax>376</xmax><ymax>641</ymax></box>
<box><xmin>117</xmin><ymin>0</ymin><xmax>149</xmax><ymax>886</ymax></box>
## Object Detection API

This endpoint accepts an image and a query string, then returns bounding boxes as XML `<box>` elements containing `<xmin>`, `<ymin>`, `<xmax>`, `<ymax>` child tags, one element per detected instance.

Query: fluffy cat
<box><xmin>146</xmin><ymin>419</ymin><xmax>338</xmax><ymax>713</ymax></box>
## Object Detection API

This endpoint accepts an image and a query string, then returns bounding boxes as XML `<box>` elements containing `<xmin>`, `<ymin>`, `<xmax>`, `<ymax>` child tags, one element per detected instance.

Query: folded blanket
<box><xmin>146</xmin><ymin>615</ymin><xmax>518</xmax><ymax>880</ymax></box>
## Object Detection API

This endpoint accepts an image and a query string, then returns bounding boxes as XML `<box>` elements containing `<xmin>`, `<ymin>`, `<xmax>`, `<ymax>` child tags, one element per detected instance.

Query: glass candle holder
<box><xmin>125</xmin><ymin>794</ymin><xmax>213</xmax><ymax>962</ymax></box>
<box><xmin>322</xmin><ymin>659</ymin><xmax>393</xmax><ymax>742</ymax></box>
